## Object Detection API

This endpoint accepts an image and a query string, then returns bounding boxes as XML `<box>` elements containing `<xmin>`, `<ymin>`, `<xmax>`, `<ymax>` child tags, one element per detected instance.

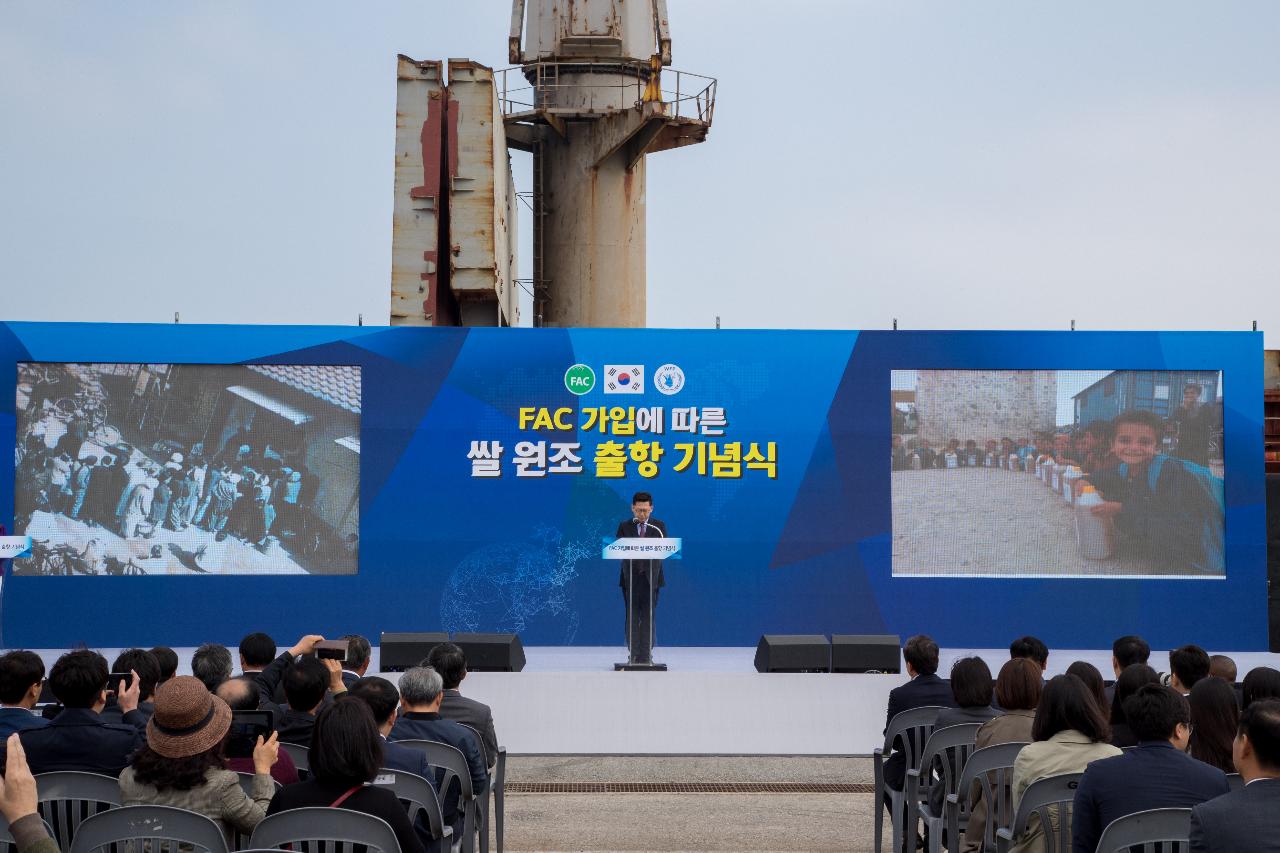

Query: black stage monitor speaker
<box><xmin>453</xmin><ymin>632</ymin><xmax>526</xmax><ymax>672</ymax></box>
<box><xmin>831</xmin><ymin>634</ymin><xmax>902</xmax><ymax>673</ymax></box>
<box><xmin>379</xmin><ymin>632</ymin><xmax>449</xmax><ymax>672</ymax></box>
<box><xmin>754</xmin><ymin>635</ymin><xmax>831</xmax><ymax>673</ymax></box>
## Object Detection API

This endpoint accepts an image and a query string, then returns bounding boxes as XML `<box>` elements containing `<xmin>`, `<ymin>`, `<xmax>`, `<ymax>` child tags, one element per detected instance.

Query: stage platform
<box><xmin>21</xmin><ymin>646</ymin><xmax>1280</xmax><ymax>755</ymax></box>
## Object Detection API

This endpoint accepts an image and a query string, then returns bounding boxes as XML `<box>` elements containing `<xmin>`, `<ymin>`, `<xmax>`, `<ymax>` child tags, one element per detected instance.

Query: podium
<box><xmin>603</xmin><ymin>536</ymin><xmax>681</xmax><ymax>671</ymax></box>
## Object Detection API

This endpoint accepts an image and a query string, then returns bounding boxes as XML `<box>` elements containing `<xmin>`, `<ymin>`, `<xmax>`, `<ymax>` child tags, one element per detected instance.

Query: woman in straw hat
<box><xmin>119</xmin><ymin>675</ymin><xmax>279</xmax><ymax>838</ymax></box>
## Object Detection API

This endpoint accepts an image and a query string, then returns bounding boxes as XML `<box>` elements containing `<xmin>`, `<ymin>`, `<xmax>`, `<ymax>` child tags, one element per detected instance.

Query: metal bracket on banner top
<box><xmin>0</xmin><ymin>537</ymin><xmax>32</xmax><ymax>560</ymax></box>
<box><xmin>602</xmin><ymin>537</ymin><xmax>682</xmax><ymax>561</ymax></box>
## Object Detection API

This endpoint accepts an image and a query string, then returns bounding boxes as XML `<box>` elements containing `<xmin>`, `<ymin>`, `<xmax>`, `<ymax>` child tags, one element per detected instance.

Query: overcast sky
<box><xmin>2</xmin><ymin>2</ymin><xmax>1278</xmax><ymax>343</ymax></box>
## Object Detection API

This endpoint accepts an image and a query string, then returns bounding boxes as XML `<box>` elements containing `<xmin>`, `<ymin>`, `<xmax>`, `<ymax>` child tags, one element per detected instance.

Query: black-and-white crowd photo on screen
<box><xmin>13</xmin><ymin>362</ymin><xmax>361</xmax><ymax>576</ymax></box>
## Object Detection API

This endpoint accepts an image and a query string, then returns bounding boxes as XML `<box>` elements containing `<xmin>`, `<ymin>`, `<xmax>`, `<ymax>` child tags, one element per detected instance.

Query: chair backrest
<box><xmin>1226</xmin><ymin>772</ymin><xmax>1244</xmax><ymax>792</ymax></box>
<box><xmin>882</xmin><ymin>706</ymin><xmax>947</xmax><ymax>772</ymax></box>
<box><xmin>1094</xmin><ymin>808</ymin><xmax>1192</xmax><ymax>853</ymax></box>
<box><xmin>954</xmin><ymin>742</ymin><xmax>1028</xmax><ymax>846</ymax></box>
<box><xmin>1007</xmin><ymin>772</ymin><xmax>1083</xmax><ymax>853</ymax></box>
<box><xmin>235</xmin><ymin>772</ymin><xmax>284</xmax><ymax>795</ymax></box>
<box><xmin>390</xmin><ymin>739</ymin><xmax>475</xmax><ymax>799</ymax></box>
<box><xmin>249</xmin><ymin>806</ymin><xmax>402</xmax><ymax>853</ymax></box>
<box><xmin>68</xmin><ymin>805</ymin><xmax>228</xmax><ymax>853</ymax></box>
<box><xmin>373</xmin><ymin>767</ymin><xmax>448</xmax><ymax>841</ymax></box>
<box><xmin>35</xmin><ymin>771</ymin><xmax>123</xmax><ymax>853</ymax></box>
<box><xmin>916</xmin><ymin>723</ymin><xmax>982</xmax><ymax>802</ymax></box>
<box><xmin>458</xmin><ymin>723</ymin><xmax>491</xmax><ymax>769</ymax></box>
<box><xmin>278</xmin><ymin>742</ymin><xmax>310</xmax><ymax>776</ymax></box>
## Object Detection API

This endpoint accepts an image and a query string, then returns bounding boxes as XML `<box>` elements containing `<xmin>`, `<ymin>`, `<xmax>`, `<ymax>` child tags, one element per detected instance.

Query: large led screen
<box><xmin>13</xmin><ymin>362</ymin><xmax>360</xmax><ymax>576</ymax></box>
<box><xmin>890</xmin><ymin>369</ymin><xmax>1224</xmax><ymax>578</ymax></box>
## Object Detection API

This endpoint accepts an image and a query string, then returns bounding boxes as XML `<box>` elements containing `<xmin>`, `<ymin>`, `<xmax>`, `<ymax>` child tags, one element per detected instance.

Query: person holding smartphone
<box><xmin>119</xmin><ymin>675</ymin><xmax>279</xmax><ymax>838</ymax></box>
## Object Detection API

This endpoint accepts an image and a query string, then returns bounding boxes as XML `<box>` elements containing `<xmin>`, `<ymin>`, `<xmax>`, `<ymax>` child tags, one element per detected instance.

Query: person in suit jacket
<box><xmin>339</xmin><ymin>635</ymin><xmax>372</xmax><ymax>689</ymax></box>
<box><xmin>0</xmin><ymin>652</ymin><xmax>50</xmax><ymax>739</ymax></box>
<box><xmin>884</xmin><ymin>635</ymin><xmax>956</xmax><ymax>794</ymax></box>
<box><xmin>1190</xmin><ymin>698</ymin><xmax>1280</xmax><ymax>852</ymax></box>
<box><xmin>19</xmin><ymin>650</ymin><xmax>145</xmax><ymax>776</ymax></box>
<box><xmin>1104</xmin><ymin>635</ymin><xmax>1152</xmax><ymax>708</ymax></box>
<box><xmin>426</xmin><ymin>643</ymin><xmax>499</xmax><ymax>769</ymax></box>
<box><xmin>389</xmin><ymin>667</ymin><xmax>488</xmax><ymax>844</ymax></box>
<box><xmin>615</xmin><ymin>491</ymin><xmax>667</xmax><ymax>662</ymax></box>
<box><xmin>250</xmin><ymin>633</ymin><xmax>325</xmax><ymax>710</ymax></box>
<box><xmin>215</xmin><ymin>678</ymin><xmax>300</xmax><ymax>785</ymax></box>
<box><xmin>1072</xmin><ymin>684</ymin><xmax>1229</xmax><ymax>852</ymax></box>
<box><xmin>1009</xmin><ymin>674</ymin><xmax>1120</xmax><ymax>853</ymax></box>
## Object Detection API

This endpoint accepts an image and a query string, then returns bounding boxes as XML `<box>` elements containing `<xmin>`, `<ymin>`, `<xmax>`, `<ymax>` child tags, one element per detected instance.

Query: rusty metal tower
<box><xmin>502</xmin><ymin>0</ymin><xmax>715</xmax><ymax>327</ymax></box>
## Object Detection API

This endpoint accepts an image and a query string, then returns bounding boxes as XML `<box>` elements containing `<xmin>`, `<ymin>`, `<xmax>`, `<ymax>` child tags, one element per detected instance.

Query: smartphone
<box><xmin>105</xmin><ymin>672</ymin><xmax>133</xmax><ymax>694</ymax></box>
<box><xmin>314</xmin><ymin>640</ymin><xmax>349</xmax><ymax>662</ymax></box>
<box><xmin>226</xmin><ymin>710</ymin><xmax>274</xmax><ymax>759</ymax></box>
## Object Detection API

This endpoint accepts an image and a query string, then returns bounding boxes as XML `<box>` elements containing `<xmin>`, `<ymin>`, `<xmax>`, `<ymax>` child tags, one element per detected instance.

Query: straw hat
<box><xmin>146</xmin><ymin>676</ymin><xmax>232</xmax><ymax>758</ymax></box>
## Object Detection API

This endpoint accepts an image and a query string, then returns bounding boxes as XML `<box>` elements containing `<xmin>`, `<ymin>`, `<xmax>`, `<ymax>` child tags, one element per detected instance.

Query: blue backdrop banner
<box><xmin>0</xmin><ymin>323</ymin><xmax>1266</xmax><ymax>650</ymax></box>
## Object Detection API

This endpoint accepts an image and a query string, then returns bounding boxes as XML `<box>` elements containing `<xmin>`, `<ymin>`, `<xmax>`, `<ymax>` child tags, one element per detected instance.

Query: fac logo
<box><xmin>654</xmin><ymin>364</ymin><xmax>685</xmax><ymax>395</ymax></box>
<box><xmin>564</xmin><ymin>364</ymin><xmax>596</xmax><ymax>395</ymax></box>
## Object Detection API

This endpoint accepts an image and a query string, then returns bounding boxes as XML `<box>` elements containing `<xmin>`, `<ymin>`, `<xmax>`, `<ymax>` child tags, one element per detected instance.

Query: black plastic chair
<box><xmin>68</xmin><ymin>805</ymin><xmax>228</xmax><ymax>853</ymax></box>
<box><xmin>905</xmin><ymin>723</ymin><xmax>982</xmax><ymax>853</ymax></box>
<box><xmin>1095</xmin><ymin>807</ymin><xmax>1192</xmax><ymax>853</ymax></box>
<box><xmin>947</xmin><ymin>742</ymin><xmax>1029</xmax><ymax>853</ymax></box>
<box><xmin>373</xmin><ymin>767</ymin><xmax>454</xmax><ymax>852</ymax></box>
<box><xmin>995</xmin><ymin>772</ymin><xmax>1083</xmax><ymax>853</ymax></box>
<box><xmin>873</xmin><ymin>705</ymin><xmax>946</xmax><ymax>853</ymax></box>
<box><xmin>249</xmin><ymin>806</ymin><xmax>402</xmax><ymax>853</ymax></box>
<box><xmin>392</xmin><ymin>739</ymin><xmax>479</xmax><ymax>853</ymax></box>
<box><xmin>34</xmin><ymin>770</ymin><xmax>122</xmax><ymax>853</ymax></box>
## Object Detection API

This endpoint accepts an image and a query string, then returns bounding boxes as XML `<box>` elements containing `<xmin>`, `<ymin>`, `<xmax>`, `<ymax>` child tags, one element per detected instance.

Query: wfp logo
<box><xmin>654</xmin><ymin>364</ymin><xmax>685</xmax><ymax>395</ymax></box>
<box><xmin>564</xmin><ymin>364</ymin><xmax>596</xmax><ymax>395</ymax></box>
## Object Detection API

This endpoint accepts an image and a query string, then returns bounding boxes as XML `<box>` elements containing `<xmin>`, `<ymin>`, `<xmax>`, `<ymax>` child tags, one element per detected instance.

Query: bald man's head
<box><xmin>216</xmin><ymin>675</ymin><xmax>259</xmax><ymax>711</ymax></box>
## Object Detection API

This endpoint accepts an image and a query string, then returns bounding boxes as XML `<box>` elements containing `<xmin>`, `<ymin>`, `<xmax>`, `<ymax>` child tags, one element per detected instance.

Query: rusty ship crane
<box><xmin>502</xmin><ymin>0</ymin><xmax>716</xmax><ymax>327</ymax></box>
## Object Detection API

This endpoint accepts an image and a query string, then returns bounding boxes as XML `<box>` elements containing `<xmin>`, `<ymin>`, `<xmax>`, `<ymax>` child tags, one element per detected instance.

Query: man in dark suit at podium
<box><xmin>616</xmin><ymin>492</ymin><xmax>666</xmax><ymax>665</ymax></box>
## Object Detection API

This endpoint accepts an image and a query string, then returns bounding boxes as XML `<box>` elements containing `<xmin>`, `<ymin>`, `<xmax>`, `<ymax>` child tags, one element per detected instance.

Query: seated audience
<box><xmin>1170</xmin><ymin>645</ymin><xmax>1211</xmax><ymax>695</ymax></box>
<box><xmin>191</xmin><ymin>644</ymin><xmax>233</xmax><ymax>693</ymax></box>
<box><xmin>1106</xmin><ymin>635</ymin><xmax>1151</xmax><ymax>705</ymax></box>
<box><xmin>1109</xmin><ymin>664</ymin><xmax>1161</xmax><ymax>748</ymax></box>
<box><xmin>1009</xmin><ymin>674</ymin><xmax>1120</xmax><ymax>853</ymax></box>
<box><xmin>340</xmin><ymin>635</ymin><xmax>373</xmax><ymax>689</ymax></box>
<box><xmin>1010</xmin><ymin>636</ymin><xmax>1049</xmax><ymax>673</ymax></box>
<box><xmin>149</xmin><ymin>647</ymin><xmax>179</xmax><ymax>685</ymax></box>
<box><xmin>1190</xmin><ymin>699</ymin><xmax>1280</xmax><ymax>851</ymax></box>
<box><xmin>1065</xmin><ymin>662</ymin><xmax>1107</xmax><ymax>716</ymax></box>
<box><xmin>1071</xmin><ymin>684</ymin><xmax>1228</xmax><ymax>852</ymax></box>
<box><xmin>101</xmin><ymin>649</ymin><xmax>161</xmax><ymax>725</ymax></box>
<box><xmin>238</xmin><ymin>632</ymin><xmax>277</xmax><ymax>676</ymax></box>
<box><xmin>934</xmin><ymin>657</ymin><xmax>998</xmax><ymax>730</ymax></box>
<box><xmin>0</xmin><ymin>733</ymin><xmax>62</xmax><ymax>853</ymax></box>
<box><xmin>927</xmin><ymin>657</ymin><xmax>998</xmax><ymax>815</ymax></box>
<box><xmin>1241</xmin><ymin>666</ymin><xmax>1280</xmax><ymax>708</ymax></box>
<box><xmin>960</xmin><ymin>658</ymin><xmax>1043</xmax><ymax>853</ymax></box>
<box><xmin>426</xmin><ymin>642</ymin><xmax>499</xmax><ymax>768</ymax></box>
<box><xmin>215</xmin><ymin>677</ymin><xmax>299</xmax><ymax>784</ymax></box>
<box><xmin>19</xmin><ymin>650</ymin><xmax>144</xmax><ymax>775</ymax></box>
<box><xmin>1188</xmin><ymin>676</ymin><xmax>1240</xmax><ymax>773</ymax></box>
<box><xmin>267</xmin><ymin>698</ymin><xmax>425</xmax><ymax>853</ymax></box>
<box><xmin>119</xmin><ymin>675</ymin><xmax>278</xmax><ymax>838</ymax></box>
<box><xmin>0</xmin><ymin>652</ymin><xmax>49</xmax><ymax>737</ymax></box>
<box><xmin>345</xmin><ymin>677</ymin><xmax>435</xmax><ymax>782</ymax></box>
<box><xmin>883</xmin><ymin>634</ymin><xmax>955</xmax><ymax>796</ymax></box>
<box><xmin>276</xmin><ymin>657</ymin><xmax>344</xmax><ymax>745</ymax></box>
<box><xmin>251</xmin><ymin>633</ymin><xmax>325</xmax><ymax>706</ymax></box>
<box><xmin>390</xmin><ymin>666</ymin><xmax>488</xmax><ymax>842</ymax></box>
<box><xmin>1208</xmin><ymin>654</ymin><xmax>1237</xmax><ymax>683</ymax></box>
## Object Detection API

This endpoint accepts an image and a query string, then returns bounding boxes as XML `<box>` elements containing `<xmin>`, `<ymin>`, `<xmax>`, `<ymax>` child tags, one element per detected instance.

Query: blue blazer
<box><xmin>1190</xmin><ymin>776</ymin><xmax>1280</xmax><ymax>852</ymax></box>
<box><xmin>18</xmin><ymin>707</ymin><xmax>146</xmax><ymax>776</ymax></box>
<box><xmin>882</xmin><ymin>673</ymin><xmax>955</xmax><ymax>790</ymax></box>
<box><xmin>0</xmin><ymin>707</ymin><xmax>48</xmax><ymax>739</ymax></box>
<box><xmin>390</xmin><ymin>712</ymin><xmax>489</xmax><ymax>831</ymax></box>
<box><xmin>1071</xmin><ymin>740</ymin><xmax>1230</xmax><ymax>853</ymax></box>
